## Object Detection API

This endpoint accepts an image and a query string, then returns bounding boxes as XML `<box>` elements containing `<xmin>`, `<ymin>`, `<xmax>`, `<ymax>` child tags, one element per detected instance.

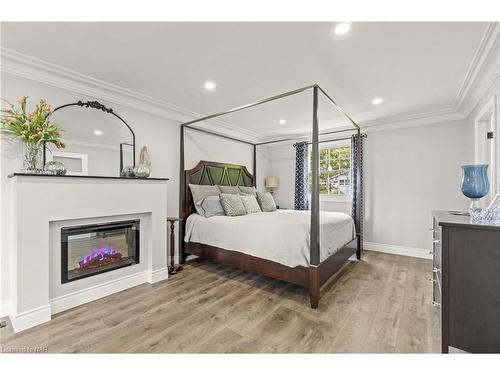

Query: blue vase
<box><xmin>461</xmin><ymin>164</ymin><xmax>489</xmax><ymax>199</ymax></box>
<box><xmin>461</xmin><ymin>164</ymin><xmax>489</xmax><ymax>219</ymax></box>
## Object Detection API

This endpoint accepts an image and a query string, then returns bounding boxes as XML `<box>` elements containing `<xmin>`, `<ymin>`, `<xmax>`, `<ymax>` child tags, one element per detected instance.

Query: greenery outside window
<box><xmin>309</xmin><ymin>143</ymin><xmax>351</xmax><ymax>200</ymax></box>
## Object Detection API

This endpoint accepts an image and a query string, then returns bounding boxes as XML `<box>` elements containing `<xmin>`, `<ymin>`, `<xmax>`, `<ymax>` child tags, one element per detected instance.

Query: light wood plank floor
<box><xmin>0</xmin><ymin>251</ymin><xmax>440</xmax><ymax>353</ymax></box>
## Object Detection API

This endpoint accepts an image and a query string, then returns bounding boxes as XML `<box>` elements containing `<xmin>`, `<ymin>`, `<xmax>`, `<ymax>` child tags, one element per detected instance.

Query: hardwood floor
<box><xmin>0</xmin><ymin>251</ymin><xmax>440</xmax><ymax>353</ymax></box>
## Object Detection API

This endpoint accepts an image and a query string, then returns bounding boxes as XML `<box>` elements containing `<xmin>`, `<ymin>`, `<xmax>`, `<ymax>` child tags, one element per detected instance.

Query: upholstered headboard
<box><xmin>180</xmin><ymin>160</ymin><xmax>254</xmax><ymax>220</ymax></box>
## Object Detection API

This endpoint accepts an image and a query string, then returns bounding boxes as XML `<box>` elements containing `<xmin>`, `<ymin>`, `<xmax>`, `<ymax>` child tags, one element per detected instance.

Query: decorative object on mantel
<box><xmin>139</xmin><ymin>146</ymin><xmax>151</xmax><ymax>167</ymax></box>
<box><xmin>167</xmin><ymin>217</ymin><xmax>183</xmax><ymax>275</ymax></box>
<box><xmin>1</xmin><ymin>97</ymin><xmax>65</xmax><ymax>173</ymax></box>
<box><xmin>121</xmin><ymin>166</ymin><xmax>135</xmax><ymax>178</ymax></box>
<box><xmin>460</xmin><ymin>164</ymin><xmax>490</xmax><ymax>221</ymax></box>
<box><xmin>132</xmin><ymin>146</ymin><xmax>151</xmax><ymax>178</ymax></box>
<box><xmin>133</xmin><ymin>164</ymin><xmax>150</xmax><ymax>178</ymax></box>
<box><xmin>43</xmin><ymin>160</ymin><xmax>67</xmax><ymax>175</ymax></box>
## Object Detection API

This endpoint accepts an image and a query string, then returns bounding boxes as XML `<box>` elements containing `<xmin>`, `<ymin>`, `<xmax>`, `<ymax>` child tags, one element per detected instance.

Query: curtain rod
<box><xmin>293</xmin><ymin>134</ymin><xmax>367</xmax><ymax>147</ymax></box>
<box><xmin>256</xmin><ymin>128</ymin><xmax>362</xmax><ymax>146</ymax></box>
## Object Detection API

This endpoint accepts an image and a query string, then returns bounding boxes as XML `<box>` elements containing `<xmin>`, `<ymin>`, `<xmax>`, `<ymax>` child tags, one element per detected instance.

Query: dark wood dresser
<box><xmin>431</xmin><ymin>211</ymin><xmax>500</xmax><ymax>353</ymax></box>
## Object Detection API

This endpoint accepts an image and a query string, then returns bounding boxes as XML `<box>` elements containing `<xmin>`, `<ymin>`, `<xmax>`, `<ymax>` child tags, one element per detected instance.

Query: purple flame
<box><xmin>78</xmin><ymin>247</ymin><xmax>116</xmax><ymax>268</ymax></box>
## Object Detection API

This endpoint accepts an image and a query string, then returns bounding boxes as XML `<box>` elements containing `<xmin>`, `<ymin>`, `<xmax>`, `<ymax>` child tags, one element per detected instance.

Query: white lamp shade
<box><xmin>265</xmin><ymin>176</ymin><xmax>279</xmax><ymax>189</ymax></box>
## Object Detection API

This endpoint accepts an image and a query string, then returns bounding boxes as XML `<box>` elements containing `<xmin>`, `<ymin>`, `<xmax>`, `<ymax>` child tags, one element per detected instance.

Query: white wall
<box><xmin>363</xmin><ymin>120</ymin><xmax>470</xmax><ymax>252</ymax></box>
<box><xmin>0</xmin><ymin>72</ymin><xmax>260</xmax><ymax>314</ymax></box>
<box><xmin>265</xmin><ymin>120</ymin><xmax>471</xmax><ymax>256</ymax></box>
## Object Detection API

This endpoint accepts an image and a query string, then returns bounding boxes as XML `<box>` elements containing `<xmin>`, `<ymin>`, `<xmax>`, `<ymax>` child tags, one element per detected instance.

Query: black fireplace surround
<box><xmin>61</xmin><ymin>220</ymin><xmax>140</xmax><ymax>283</ymax></box>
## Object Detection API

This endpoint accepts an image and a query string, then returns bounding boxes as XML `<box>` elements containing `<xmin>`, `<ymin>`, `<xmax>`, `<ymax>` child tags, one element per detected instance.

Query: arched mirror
<box><xmin>43</xmin><ymin>101</ymin><xmax>135</xmax><ymax>176</ymax></box>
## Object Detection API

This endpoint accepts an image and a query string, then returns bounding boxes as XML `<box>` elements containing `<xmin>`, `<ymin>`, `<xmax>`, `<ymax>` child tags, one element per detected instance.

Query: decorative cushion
<box><xmin>238</xmin><ymin>186</ymin><xmax>257</xmax><ymax>195</ymax></box>
<box><xmin>196</xmin><ymin>196</ymin><xmax>225</xmax><ymax>218</ymax></box>
<box><xmin>240</xmin><ymin>194</ymin><xmax>262</xmax><ymax>214</ymax></box>
<box><xmin>219</xmin><ymin>193</ymin><xmax>246</xmax><ymax>216</ymax></box>
<box><xmin>189</xmin><ymin>184</ymin><xmax>221</xmax><ymax>215</ymax></box>
<box><xmin>257</xmin><ymin>192</ymin><xmax>277</xmax><ymax>212</ymax></box>
<box><xmin>218</xmin><ymin>185</ymin><xmax>241</xmax><ymax>194</ymax></box>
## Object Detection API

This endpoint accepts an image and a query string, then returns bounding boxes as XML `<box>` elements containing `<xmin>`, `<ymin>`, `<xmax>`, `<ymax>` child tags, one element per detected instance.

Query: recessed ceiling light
<box><xmin>334</xmin><ymin>22</ymin><xmax>351</xmax><ymax>35</ymax></box>
<box><xmin>93</xmin><ymin>130</ymin><xmax>102</xmax><ymax>136</ymax></box>
<box><xmin>279</xmin><ymin>119</ymin><xmax>287</xmax><ymax>124</ymax></box>
<box><xmin>204</xmin><ymin>81</ymin><xmax>216</xmax><ymax>91</ymax></box>
<box><xmin>372</xmin><ymin>98</ymin><xmax>383</xmax><ymax>105</ymax></box>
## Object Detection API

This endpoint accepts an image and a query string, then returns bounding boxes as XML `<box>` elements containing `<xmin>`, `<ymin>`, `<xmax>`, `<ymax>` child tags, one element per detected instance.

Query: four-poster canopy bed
<box><xmin>179</xmin><ymin>84</ymin><xmax>364</xmax><ymax>308</ymax></box>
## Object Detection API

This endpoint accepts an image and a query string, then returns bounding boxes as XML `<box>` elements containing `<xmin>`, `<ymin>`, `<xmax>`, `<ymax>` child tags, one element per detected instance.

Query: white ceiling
<box><xmin>0</xmin><ymin>22</ymin><xmax>489</xmax><ymax>137</ymax></box>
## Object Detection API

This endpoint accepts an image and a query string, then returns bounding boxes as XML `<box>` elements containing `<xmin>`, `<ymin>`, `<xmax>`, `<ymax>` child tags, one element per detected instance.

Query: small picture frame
<box><xmin>46</xmin><ymin>151</ymin><xmax>89</xmax><ymax>176</ymax></box>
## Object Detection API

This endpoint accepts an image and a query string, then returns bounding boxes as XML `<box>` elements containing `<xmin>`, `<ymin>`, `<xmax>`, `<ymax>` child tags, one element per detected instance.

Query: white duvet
<box><xmin>184</xmin><ymin>209</ymin><xmax>355</xmax><ymax>267</ymax></box>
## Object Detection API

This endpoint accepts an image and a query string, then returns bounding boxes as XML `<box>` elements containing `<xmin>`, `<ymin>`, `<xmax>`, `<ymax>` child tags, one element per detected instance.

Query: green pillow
<box><xmin>219</xmin><ymin>193</ymin><xmax>246</xmax><ymax>216</ymax></box>
<box><xmin>240</xmin><ymin>194</ymin><xmax>262</xmax><ymax>214</ymax></box>
<box><xmin>257</xmin><ymin>192</ymin><xmax>277</xmax><ymax>212</ymax></box>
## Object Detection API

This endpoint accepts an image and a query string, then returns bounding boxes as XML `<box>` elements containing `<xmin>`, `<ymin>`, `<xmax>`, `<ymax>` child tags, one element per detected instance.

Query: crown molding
<box><xmin>0</xmin><ymin>47</ymin><xmax>264</xmax><ymax>143</ymax></box>
<box><xmin>454</xmin><ymin>22</ymin><xmax>500</xmax><ymax>110</ymax></box>
<box><xmin>359</xmin><ymin>107</ymin><xmax>466</xmax><ymax>133</ymax></box>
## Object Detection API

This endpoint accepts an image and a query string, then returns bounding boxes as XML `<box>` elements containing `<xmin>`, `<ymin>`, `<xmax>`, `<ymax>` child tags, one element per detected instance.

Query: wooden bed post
<box><xmin>179</xmin><ymin>124</ymin><xmax>186</xmax><ymax>263</ymax></box>
<box><xmin>310</xmin><ymin>85</ymin><xmax>320</xmax><ymax>308</ymax></box>
<box><xmin>309</xmin><ymin>266</ymin><xmax>320</xmax><ymax>308</ymax></box>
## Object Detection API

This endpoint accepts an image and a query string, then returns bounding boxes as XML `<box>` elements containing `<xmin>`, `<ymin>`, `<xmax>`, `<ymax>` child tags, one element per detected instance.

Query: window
<box><xmin>309</xmin><ymin>143</ymin><xmax>351</xmax><ymax>197</ymax></box>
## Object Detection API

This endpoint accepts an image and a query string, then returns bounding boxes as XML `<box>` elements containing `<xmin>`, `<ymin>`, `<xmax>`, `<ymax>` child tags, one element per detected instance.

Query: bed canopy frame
<box><xmin>179</xmin><ymin>84</ymin><xmax>364</xmax><ymax>307</ymax></box>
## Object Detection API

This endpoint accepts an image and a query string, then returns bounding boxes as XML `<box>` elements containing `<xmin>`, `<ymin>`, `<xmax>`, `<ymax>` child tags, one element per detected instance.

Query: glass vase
<box><xmin>22</xmin><ymin>142</ymin><xmax>43</xmax><ymax>173</ymax></box>
<box><xmin>461</xmin><ymin>164</ymin><xmax>490</xmax><ymax>219</ymax></box>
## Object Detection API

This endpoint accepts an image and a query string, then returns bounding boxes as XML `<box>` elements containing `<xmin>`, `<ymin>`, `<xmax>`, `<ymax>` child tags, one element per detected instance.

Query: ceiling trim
<box><xmin>1</xmin><ymin>23</ymin><xmax>499</xmax><ymax>139</ymax></box>
<box><xmin>454</xmin><ymin>22</ymin><xmax>500</xmax><ymax>111</ymax></box>
<box><xmin>0</xmin><ymin>47</ymin><xmax>264</xmax><ymax>142</ymax></box>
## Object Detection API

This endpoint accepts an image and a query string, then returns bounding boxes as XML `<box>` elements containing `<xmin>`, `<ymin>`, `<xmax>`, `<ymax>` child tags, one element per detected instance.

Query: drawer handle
<box><xmin>432</xmin><ymin>267</ymin><xmax>441</xmax><ymax>273</ymax></box>
<box><xmin>429</xmin><ymin>251</ymin><xmax>434</xmax><ymax>255</ymax></box>
<box><xmin>433</xmin><ymin>239</ymin><xmax>441</xmax><ymax>244</ymax></box>
<box><xmin>432</xmin><ymin>301</ymin><xmax>441</xmax><ymax>307</ymax></box>
<box><xmin>428</xmin><ymin>228</ymin><xmax>435</xmax><ymax>232</ymax></box>
<box><xmin>428</xmin><ymin>277</ymin><xmax>436</xmax><ymax>282</ymax></box>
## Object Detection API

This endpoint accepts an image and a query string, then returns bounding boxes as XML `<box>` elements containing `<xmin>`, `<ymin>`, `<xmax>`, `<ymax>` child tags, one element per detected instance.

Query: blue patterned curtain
<box><xmin>351</xmin><ymin>134</ymin><xmax>364</xmax><ymax>247</ymax></box>
<box><xmin>294</xmin><ymin>141</ymin><xmax>309</xmax><ymax>210</ymax></box>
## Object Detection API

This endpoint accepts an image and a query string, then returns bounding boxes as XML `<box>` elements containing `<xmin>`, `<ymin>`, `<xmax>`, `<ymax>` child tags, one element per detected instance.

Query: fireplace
<box><xmin>61</xmin><ymin>220</ymin><xmax>140</xmax><ymax>283</ymax></box>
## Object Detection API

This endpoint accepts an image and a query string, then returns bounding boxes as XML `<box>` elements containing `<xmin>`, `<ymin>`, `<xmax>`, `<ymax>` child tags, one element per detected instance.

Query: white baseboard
<box><xmin>11</xmin><ymin>304</ymin><xmax>51</xmax><ymax>333</ymax></box>
<box><xmin>148</xmin><ymin>267</ymin><xmax>169</xmax><ymax>284</ymax></box>
<box><xmin>364</xmin><ymin>242</ymin><xmax>432</xmax><ymax>260</ymax></box>
<box><xmin>1</xmin><ymin>299</ymin><xmax>12</xmax><ymax>318</ymax></box>
<box><xmin>50</xmin><ymin>270</ymin><xmax>148</xmax><ymax>315</ymax></box>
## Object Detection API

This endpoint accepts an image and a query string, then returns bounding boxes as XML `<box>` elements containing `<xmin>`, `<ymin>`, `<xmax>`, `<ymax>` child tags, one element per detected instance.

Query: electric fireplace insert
<box><xmin>61</xmin><ymin>219</ymin><xmax>140</xmax><ymax>283</ymax></box>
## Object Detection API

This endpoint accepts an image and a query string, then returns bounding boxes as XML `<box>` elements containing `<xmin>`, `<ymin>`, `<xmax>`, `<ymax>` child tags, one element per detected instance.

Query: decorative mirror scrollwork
<box><xmin>43</xmin><ymin>100</ymin><xmax>136</xmax><ymax>176</ymax></box>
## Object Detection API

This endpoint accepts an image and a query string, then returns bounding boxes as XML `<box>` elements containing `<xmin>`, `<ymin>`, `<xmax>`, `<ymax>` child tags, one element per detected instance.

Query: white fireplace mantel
<box><xmin>8</xmin><ymin>174</ymin><xmax>169</xmax><ymax>332</ymax></box>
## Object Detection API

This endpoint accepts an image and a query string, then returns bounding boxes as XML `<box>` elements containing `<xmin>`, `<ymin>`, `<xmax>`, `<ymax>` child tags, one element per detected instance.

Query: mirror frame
<box><xmin>43</xmin><ymin>100</ymin><xmax>136</xmax><ymax>173</ymax></box>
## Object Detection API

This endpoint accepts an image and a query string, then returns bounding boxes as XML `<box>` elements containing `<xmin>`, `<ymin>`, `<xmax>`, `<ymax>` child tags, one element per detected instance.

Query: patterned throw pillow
<box><xmin>189</xmin><ymin>184</ymin><xmax>221</xmax><ymax>215</ymax></box>
<box><xmin>238</xmin><ymin>186</ymin><xmax>257</xmax><ymax>195</ymax></box>
<box><xmin>218</xmin><ymin>185</ymin><xmax>241</xmax><ymax>194</ymax></box>
<box><xmin>219</xmin><ymin>193</ymin><xmax>246</xmax><ymax>216</ymax></box>
<box><xmin>256</xmin><ymin>192</ymin><xmax>277</xmax><ymax>212</ymax></box>
<box><xmin>240</xmin><ymin>194</ymin><xmax>262</xmax><ymax>214</ymax></box>
<box><xmin>196</xmin><ymin>196</ymin><xmax>225</xmax><ymax>218</ymax></box>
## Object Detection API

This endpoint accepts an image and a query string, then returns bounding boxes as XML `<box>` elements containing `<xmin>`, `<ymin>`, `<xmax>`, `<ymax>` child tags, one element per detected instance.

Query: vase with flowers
<box><xmin>1</xmin><ymin>97</ymin><xmax>65</xmax><ymax>173</ymax></box>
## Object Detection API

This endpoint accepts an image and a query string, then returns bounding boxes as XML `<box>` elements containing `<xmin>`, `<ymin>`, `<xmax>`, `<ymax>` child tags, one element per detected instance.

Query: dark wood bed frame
<box><xmin>179</xmin><ymin>160</ymin><xmax>360</xmax><ymax>308</ymax></box>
